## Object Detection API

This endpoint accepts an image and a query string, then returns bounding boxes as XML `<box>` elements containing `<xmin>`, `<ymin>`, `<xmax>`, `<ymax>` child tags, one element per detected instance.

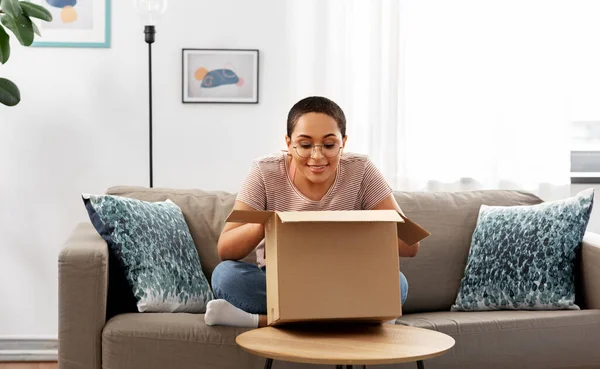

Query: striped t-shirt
<box><xmin>237</xmin><ymin>152</ymin><xmax>393</xmax><ymax>267</ymax></box>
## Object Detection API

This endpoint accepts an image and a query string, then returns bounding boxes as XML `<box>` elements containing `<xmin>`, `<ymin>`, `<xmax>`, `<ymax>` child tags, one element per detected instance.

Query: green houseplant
<box><xmin>0</xmin><ymin>0</ymin><xmax>52</xmax><ymax>107</ymax></box>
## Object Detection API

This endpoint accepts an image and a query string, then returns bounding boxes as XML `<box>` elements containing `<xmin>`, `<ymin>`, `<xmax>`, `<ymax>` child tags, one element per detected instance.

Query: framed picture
<box><xmin>182</xmin><ymin>49</ymin><xmax>259</xmax><ymax>104</ymax></box>
<box><xmin>30</xmin><ymin>0</ymin><xmax>111</xmax><ymax>48</ymax></box>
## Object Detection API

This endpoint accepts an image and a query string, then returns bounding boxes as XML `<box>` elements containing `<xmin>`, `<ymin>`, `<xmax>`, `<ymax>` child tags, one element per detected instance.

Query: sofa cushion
<box><xmin>452</xmin><ymin>188</ymin><xmax>594</xmax><ymax>311</ymax></box>
<box><xmin>83</xmin><ymin>194</ymin><xmax>213</xmax><ymax>313</ymax></box>
<box><xmin>105</xmin><ymin>186</ymin><xmax>256</xmax><ymax>281</ymax></box>
<box><xmin>394</xmin><ymin>190</ymin><xmax>543</xmax><ymax>314</ymax></box>
<box><xmin>396</xmin><ymin>310</ymin><xmax>600</xmax><ymax>369</ymax></box>
<box><xmin>102</xmin><ymin>313</ymin><xmax>259</xmax><ymax>369</ymax></box>
<box><xmin>101</xmin><ymin>310</ymin><xmax>600</xmax><ymax>369</ymax></box>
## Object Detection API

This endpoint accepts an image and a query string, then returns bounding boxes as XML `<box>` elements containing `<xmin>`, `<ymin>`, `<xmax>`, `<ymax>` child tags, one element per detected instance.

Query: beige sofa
<box><xmin>58</xmin><ymin>186</ymin><xmax>600</xmax><ymax>369</ymax></box>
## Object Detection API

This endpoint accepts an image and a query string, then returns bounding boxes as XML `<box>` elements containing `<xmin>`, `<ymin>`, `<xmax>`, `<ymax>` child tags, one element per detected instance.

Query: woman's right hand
<box><xmin>217</xmin><ymin>201</ymin><xmax>266</xmax><ymax>261</ymax></box>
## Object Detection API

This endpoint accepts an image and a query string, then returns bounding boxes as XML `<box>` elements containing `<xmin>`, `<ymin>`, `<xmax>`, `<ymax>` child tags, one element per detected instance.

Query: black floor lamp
<box><xmin>134</xmin><ymin>0</ymin><xmax>168</xmax><ymax>188</ymax></box>
<box><xmin>145</xmin><ymin>25</ymin><xmax>155</xmax><ymax>188</ymax></box>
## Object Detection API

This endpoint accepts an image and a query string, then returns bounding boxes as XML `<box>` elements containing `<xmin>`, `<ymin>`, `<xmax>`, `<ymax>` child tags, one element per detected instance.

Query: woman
<box><xmin>205</xmin><ymin>96</ymin><xmax>419</xmax><ymax>328</ymax></box>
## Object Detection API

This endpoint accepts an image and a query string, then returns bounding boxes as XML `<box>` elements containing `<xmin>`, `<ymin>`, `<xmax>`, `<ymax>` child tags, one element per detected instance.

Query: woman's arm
<box><xmin>372</xmin><ymin>194</ymin><xmax>420</xmax><ymax>258</ymax></box>
<box><xmin>217</xmin><ymin>201</ymin><xmax>265</xmax><ymax>261</ymax></box>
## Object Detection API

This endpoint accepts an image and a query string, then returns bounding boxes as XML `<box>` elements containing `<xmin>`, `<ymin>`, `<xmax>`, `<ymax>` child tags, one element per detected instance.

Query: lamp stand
<box><xmin>144</xmin><ymin>25</ymin><xmax>155</xmax><ymax>188</ymax></box>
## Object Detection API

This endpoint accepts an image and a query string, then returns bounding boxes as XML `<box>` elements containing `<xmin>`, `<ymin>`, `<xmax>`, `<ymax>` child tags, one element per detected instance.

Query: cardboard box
<box><xmin>226</xmin><ymin>209</ymin><xmax>430</xmax><ymax>326</ymax></box>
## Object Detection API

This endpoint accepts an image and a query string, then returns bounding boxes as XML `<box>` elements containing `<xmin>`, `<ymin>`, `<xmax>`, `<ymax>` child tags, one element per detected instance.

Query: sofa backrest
<box><xmin>106</xmin><ymin>186</ymin><xmax>543</xmax><ymax>314</ymax></box>
<box><xmin>394</xmin><ymin>190</ymin><xmax>543</xmax><ymax>313</ymax></box>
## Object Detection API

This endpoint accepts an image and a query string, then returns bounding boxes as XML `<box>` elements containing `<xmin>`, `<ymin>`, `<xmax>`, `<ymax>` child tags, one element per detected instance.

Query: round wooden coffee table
<box><xmin>236</xmin><ymin>323</ymin><xmax>455</xmax><ymax>368</ymax></box>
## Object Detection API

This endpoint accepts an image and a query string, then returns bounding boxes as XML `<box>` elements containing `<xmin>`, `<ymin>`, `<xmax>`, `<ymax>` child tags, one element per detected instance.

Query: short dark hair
<box><xmin>286</xmin><ymin>96</ymin><xmax>346</xmax><ymax>138</ymax></box>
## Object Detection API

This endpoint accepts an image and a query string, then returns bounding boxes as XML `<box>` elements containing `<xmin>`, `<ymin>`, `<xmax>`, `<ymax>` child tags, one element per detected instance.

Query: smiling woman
<box><xmin>285</xmin><ymin>111</ymin><xmax>347</xmax><ymax>200</ymax></box>
<box><xmin>202</xmin><ymin>96</ymin><xmax>418</xmax><ymax>329</ymax></box>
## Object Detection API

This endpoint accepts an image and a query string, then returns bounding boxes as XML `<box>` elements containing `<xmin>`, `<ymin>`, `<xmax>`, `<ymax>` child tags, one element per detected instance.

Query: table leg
<box><xmin>264</xmin><ymin>358</ymin><xmax>273</xmax><ymax>369</ymax></box>
<box><xmin>416</xmin><ymin>360</ymin><xmax>425</xmax><ymax>369</ymax></box>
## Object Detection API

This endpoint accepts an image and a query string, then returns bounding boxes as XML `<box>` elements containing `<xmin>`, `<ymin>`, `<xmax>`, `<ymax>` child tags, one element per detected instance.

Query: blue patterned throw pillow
<box><xmin>452</xmin><ymin>188</ymin><xmax>594</xmax><ymax>311</ymax></box>
<box><xmin>83</xmin><ymin>194</ymin><xmax>214</xmax><ymax>313</ymax></box>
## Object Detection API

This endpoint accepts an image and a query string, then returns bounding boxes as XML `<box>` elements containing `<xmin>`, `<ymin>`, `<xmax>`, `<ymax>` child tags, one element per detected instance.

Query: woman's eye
<box><xmin>300</xmin><ymin>143</ymin><xmax>312</xmax><ymax>149</ymax></box>
<box><xmin>324</xmin><ymin>144</ymin><xmax>336</xmax><ymax>149</ymax></box>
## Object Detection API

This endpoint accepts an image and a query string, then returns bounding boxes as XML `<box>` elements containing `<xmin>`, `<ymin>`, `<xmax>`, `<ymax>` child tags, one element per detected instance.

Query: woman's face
<box><xmin>286</xmin><ymin>112</ymin><xmax>347</xmax><ymax>185</ymax></box>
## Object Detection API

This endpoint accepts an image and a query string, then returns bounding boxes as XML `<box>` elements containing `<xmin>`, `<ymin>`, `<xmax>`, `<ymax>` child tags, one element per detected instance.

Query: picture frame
<box><xmin>182</xmin><ymin>49</ymin><xmax>259</xmax><ymax>104</ymax></box>
<box><xmin>30</xmin><ymin>0</ymin><xmax>111</xmax><ymax>48</ymax></box>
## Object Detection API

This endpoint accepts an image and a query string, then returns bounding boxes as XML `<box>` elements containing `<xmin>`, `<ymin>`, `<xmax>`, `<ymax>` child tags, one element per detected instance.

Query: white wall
<box><xmin>0</xmin><ymin>0</ymin><xmax>292</xmax><ymax>337</ymax></box>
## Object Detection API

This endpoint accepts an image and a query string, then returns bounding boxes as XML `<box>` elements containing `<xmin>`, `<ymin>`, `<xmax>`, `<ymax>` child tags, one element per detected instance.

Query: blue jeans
<box><xmin>211</xmin><ymin>260</ymin><xmax>409</xmax><ymax>314</ymax></box>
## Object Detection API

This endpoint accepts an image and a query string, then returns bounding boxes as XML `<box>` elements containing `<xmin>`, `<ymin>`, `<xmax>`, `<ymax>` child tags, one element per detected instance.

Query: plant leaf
<box><xmin>0</xmin><ymin>0</ymin><xmax>23</xmax><ymax>18</ymax></box>
<box><xmin>0</xmin><ymin>77</ymin><xmax>21</xmax><ymax>106</ymax></box>
<box><xmin>20</xmin><ymin>1</ymin><xmax>52</xmax><ymax>22</ymax></box>
<box><xmin>1</xmin><ymin>13</ymin><xmax>34</xmax><ymax>46</ymax></box>
<box><xmin>0</xmin><ymin>24</ymin><xmax>9</xmax><ymax>64</ymax></box>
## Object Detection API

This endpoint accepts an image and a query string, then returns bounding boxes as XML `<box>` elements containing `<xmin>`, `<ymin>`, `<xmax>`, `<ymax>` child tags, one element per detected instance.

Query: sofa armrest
<box><xmin>58</xmin><ymin>222</ymin><xmax>108</xmax><ymax>369</ymax></box>
<box><xmin>582</xmin><ymin>232</ymin><xmax>600</xmax><ymax>310</ymax></box>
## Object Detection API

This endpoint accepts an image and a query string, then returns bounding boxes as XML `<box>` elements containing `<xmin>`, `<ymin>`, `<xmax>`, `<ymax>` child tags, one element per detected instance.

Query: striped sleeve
<box><xmin>361</xmin><ymin>159</ymin><xmax>393</xmax><ymax>210</ymax></box>
<box><xmin>236</xmin><ymin>161</ymin><xmax>267</xmax><ymax>210</ymax></box>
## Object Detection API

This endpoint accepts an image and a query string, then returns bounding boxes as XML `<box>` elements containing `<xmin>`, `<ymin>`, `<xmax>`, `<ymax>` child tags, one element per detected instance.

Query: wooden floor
<box><xmin>0</xmin><ymin>363</ymin><xmax>57</xmax><ymax>369</ymax></box>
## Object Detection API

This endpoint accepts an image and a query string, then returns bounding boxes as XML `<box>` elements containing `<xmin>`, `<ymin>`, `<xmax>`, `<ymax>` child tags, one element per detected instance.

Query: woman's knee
<box><xmin>211</xmin><ymin>260</ymin><xmax>241</xmax><ymax>296</ymax></box>
<box><xmin>210</xmin><ymin>260</ymin><xmax>267</xmax><ymax>314</ymax></box>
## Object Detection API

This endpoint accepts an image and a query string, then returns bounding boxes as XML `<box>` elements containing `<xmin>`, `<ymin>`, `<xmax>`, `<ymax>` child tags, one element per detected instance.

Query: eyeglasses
<box><xmin>292</xmin><ymin>143</ymin><xmax>343</xmax><ymax>158</ymax></box>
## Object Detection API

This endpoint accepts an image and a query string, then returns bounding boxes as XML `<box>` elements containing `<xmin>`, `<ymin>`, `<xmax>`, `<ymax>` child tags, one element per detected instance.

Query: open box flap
<box><xmin>276</xmin><ymin>210</ymin><xmax>403</xmax><ymax>223</ymax></box>
<box><xmin>226</xmin><ymin>210</ymin><xmax>273</xmax><ymax>224</ymax></box>
<box><xmin>226</xmin><ymin>209</ymin><xmax>430</xmax><ymax>245</ymax></box>
<box><xmin>397</xmin><ymin>213</ymin><xmax>431</xmax><ymax>246</ymax></box>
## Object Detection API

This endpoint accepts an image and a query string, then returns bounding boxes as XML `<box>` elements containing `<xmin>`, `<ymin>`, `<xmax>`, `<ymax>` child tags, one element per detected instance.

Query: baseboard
<box><xmin>0</xmin><ymin>339</ymin><xmax>58</xmax><ymax>362</ymax></box>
